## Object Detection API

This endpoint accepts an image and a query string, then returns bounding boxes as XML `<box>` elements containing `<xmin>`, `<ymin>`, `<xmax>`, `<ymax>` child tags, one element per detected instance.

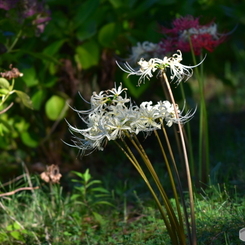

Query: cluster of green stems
<box><xmin>115</xmin><ymin>71</ymin><xmax>197</xmax><ymax>245</ymax></box>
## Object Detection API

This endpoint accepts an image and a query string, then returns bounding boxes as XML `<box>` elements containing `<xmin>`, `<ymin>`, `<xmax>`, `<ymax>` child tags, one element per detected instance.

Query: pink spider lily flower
<box><xmin>160</xmin><ymin>15</ymin><xmax>226</xmax><ymax>55</ymax></box>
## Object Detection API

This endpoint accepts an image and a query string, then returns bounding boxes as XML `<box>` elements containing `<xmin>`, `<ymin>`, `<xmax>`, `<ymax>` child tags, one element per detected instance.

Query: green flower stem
<box><xmin>189</xmin><ymin>38</ymin><xmax>210</xmax><ymax>185</ymax></box>
<box><xmin>199</xmin><ymin>52</ymin><xmax>209</xmax><ymax>185</ymax></box>
<box><xmin>7</xmin><ymin>30</ymin><xmax>22</xmax><ymax>53</ymax></box>
<box><xmin>160</xmin><ymin>123</ymin><xmax>192</xmax><ymax>243</ymax></box>
<box><xmin>128</xmin><ymin>135</ymin><xmax>186</xmax><ymax>244</ymax></box>
<box><xmin>179</xmin><ymin>82</ymin><xmax>195</xmax><ymax>175</ymax></box>
<box><xmin>162</xmin><ymin>72</ymin><xmax>197</xmax><ymax>245</ymax></box>
<box><xmin>153</xmin><ymin>130</ymin><xmax>185</xmax><ymax>229</ymax></box>
<box><xmin>114</xmin><ymin>140</ymin><xmax>178</xmax><ymax>244</ymax></box>
<box><xmin>160</xmin><ymin>76</ymin><xmax>184</xmax><ymax>168</ymax></box>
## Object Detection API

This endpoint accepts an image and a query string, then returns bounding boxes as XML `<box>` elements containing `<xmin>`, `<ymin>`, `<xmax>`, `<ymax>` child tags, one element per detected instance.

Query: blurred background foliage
<box><xmin>0</xmin><ymin>0</ymin><xmax>244</xmax><ymax>182</ymax></box>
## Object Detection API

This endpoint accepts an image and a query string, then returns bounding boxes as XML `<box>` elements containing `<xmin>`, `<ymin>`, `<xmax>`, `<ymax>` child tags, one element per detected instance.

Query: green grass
<box><xmin>0</xmin><ymin>169</ymin><xmax>245</xmax><ymax>245</ymax></box>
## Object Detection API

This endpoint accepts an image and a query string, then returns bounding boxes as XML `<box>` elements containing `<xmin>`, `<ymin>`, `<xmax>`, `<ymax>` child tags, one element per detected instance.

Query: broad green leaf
<box><xmin>108</xmin><ymin>0</ymin><xmax>123</xmax><ymax>8</ymax></box>
<box><xmin>21</xmin><ymin>67</ymin><xmax>39</xmax><ymax>87</ymax></box>
<box><xmin>20</xmin><ymin>131</ymin><xmax>38</xmax><ymax>148</ymax></box>
<box><xmin>75</xmin><ymin>40</ymin><xmax>100</xmax><ymax>69</ymax></box>
<box><xmin>0</xmin><ymin>78</ymin><xmax>10</xmax><ymax>89</ymax></box>
<box><xmin>0</xmin><ymin>88</ymin><xmax>9</xmax><ymax>95</ymax></box>
<box><xmin>0</xmin><ymin>232</ymin><xmax>7</xmax><ymax>242</ymax></box>
<box><xmin>132</xmin><ymin>0</ymin><xmax>159</xmax><ymax>15</ymax></box>
<box><xmin>10</xmin><ymin>231</ymin><xmax>24</xmax><ymax>241</ymax></box>
<box><xmin>76</xmin><ymin>19</ymin><xmax>97</xmax><ymax>41</ymax></box>
<box><xmin>73</xmin><ymin>0</ymin><xmax>99</xmax><ymax>29</ymax></box>
<box><xmin>43</xmin><ymin>39</ymin><xmax>66</xmax><ymax>56</ymax></box>
<box><xmin>22</xmin><ymin>50</ymin><xmax>60</xmax><ymax>64</ymax></box>
<box><xmin>45</xmin><ymin>95</ymin><xmax>67</xmax><ymax>121</ymax></box>
<box><xmin>31</xmin><ymin>90</ymin><xmax>47</xmax><ymax>110</ymax></box>
<box><xmin>15</xmin><ymin>90</ymin><xmax>33</xmax><ymax>109</ymax></box>
<box><xmin>98</xmin><ymin>22</ymin><xmax>121</xmax><ymax>47</ymax></box>
<box><xmin>12</xmin><ymin>222</ymin><xmax>22</xmax><ymax>230</ymax></box>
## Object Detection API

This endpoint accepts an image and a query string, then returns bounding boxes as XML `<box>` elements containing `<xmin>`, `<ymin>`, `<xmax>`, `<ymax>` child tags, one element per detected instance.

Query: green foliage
<box><xmin>71</xmin><ymin>169</ymin><xmax>113</xmax><ymax>223</ymax></box>
<box><xmin>0</xmin><ymin>0</ymin><xmax>243</xmax><ymax>166</ymax></box>
<box><xmin>45</xmin><ymin>95</ymin><xmax>67</xmax><ymax>121</ymax></box>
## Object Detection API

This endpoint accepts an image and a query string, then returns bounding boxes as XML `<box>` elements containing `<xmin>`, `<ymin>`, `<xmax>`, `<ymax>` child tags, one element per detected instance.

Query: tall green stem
<box><xmin>189</xmin><ymin>38</ymin><xmax>210</xmax><ymax>186</ymax></box>
<box><xmin>179</xmin><ymin>83</ymin><xmax>195</xmax><ymax>175</ymax></box>
<box><xmin>114</xmin><ymin>140</ymin><xmax>178</xmax><ymax>244</ymax></box>
<box><xmin>162</xmin><ymin>72</ymin><xmax>197</xmax><ymax>245</ymax></box>
<box><xmin>128</xmin><ymin>135</ymin><xmax>183</xmax><ymax>237</ymax></box>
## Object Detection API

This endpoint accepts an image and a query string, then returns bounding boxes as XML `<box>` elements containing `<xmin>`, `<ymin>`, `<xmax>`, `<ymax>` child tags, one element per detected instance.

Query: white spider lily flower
<box><xmin>66</xmin><ymin>84</ymin><xmax>195</xmax><ymax>155</ymax></box>
<box><xmin>116</xmin><ymin>58</ymin><xmax>163</xmax><ymax>85</ymax></box>
<box><xmin>131</xmin><ymin>101</ymin><xmax>162</xmax><ymax>134</ymax></box>
<box><xmin>117</xmin><ymin>50</ymin><xmax>203</xmax><ymax>85</ymax></box>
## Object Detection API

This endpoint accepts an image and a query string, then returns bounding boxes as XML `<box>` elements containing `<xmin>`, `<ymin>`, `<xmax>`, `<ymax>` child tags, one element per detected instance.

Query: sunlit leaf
<box><xmin>75</xmin><ymin>40</ymin><xmax>100</xmax><ymax>69</ymax></box>
<box><xmin>0</xmin><ymin>78</ymin><xmax>10</xmax><ymax>89</ymax></box>
<box><xmin>15</xmin><ymin>90</ymin><xmax>33</xmax><ymax>109</ymax></box>
<box><xmin>92</xmin><ymin>211</ymin><xmax>105</xmax><ymax>225</ymax></box>
<box><xmin>43</xmin><ymin>39</ymin><xmax>66</xmax><ymax>56</ymax></box>
<box><xmin>98</xmin><ymin>22</ymin><xmax>121</xmax><ymax>47</ymax></box>
<box><xmin>31</xmin><ymin>90</ymin><xmax>47</xmax><ymax>110</ymax></box>
<box><xmin>21</xmin><ymin>67</ymin><xmax>39</xmax><ymax>87</ymax></box>
<box><xmin>20</xmin><ymin>131</ymin><xmax>38</xmax><ymax>148</ymax></box>
<box><xmin>45</xmin><ymin>95</ymin><xmax>66</xmax><ymax>121</ymax></box>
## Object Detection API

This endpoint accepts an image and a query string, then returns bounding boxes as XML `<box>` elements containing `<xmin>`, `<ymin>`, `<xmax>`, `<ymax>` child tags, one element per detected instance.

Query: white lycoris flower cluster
<box><xmin>67</xmin><ymin>84</ymin><xmax>193</xmax><ymax>155</ymax></box>
<box><xmin>117</xmin><ymin>50</ymin><xmax>202</xmax><ymax>85</ymax></box>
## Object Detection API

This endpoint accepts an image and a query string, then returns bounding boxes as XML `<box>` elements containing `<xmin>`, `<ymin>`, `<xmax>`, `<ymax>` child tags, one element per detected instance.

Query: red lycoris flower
<box><xmin>160</xmin><ymin>15</ymin><xmax>226</xmax><ymax>55</ymax></box>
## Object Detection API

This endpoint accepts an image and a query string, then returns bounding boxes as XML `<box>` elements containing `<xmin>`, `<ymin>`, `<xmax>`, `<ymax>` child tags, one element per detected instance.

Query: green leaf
<box><xmin>10</xmin><ymin>231</ymin><xmax>24</xmax><ymax>241</ymax></box>
<box><xmin>83</xmin><ymin>169</ymin><xmax>91</xmax><ymax>182</ymax></box>
<box><xmin>98</xmin><ymin>22</ymin><xmax>121</xmax><ymax>47</ymax></box>
<box><xmin>92</xmin><ymin>201</ymin><xmax>114</xmax><ymax>206</ymax></box>
<box><xmin>21</xmin><ymin>67</ymin><xmax>39</xmax><ymax>87</ymax></box>
<box><xmin>0</xmin><ymin>232</ymin><xmax>8</xmax><ymax>242</ymax></box>
<box><xmin>71</xmin><ymin>171</ymin><xmax>84</xmax><ymax>179</ymax></box>
<box><xmin>73</xmin><ymin>0</ymin><xmax>99</xmax><ymax>29</ymax></box>
<box><xmin>0</xmin><ymin>78</ymin><xmax>10</xmax><ymax>89</ymax></box>
<box><xmin>122</xmin><ymin>73</ymin><xmax>150</xmax><ymax>98</ymax></box>
<box><xmin>90</xmin><ymin>187</ymin><xmax>109</xmax><ymax>193</ymax></box>
<box><xmin>43</xmin><ymin>39</ymin><xmax>66</xmax><ymax>56</ymax></box>
<box><xmin>31</xmin><ymin>90</ymin><xmax>47</xmax><ymax>110</ymax></box>
<box><xmin>0</xmin><ymin>88</ymin><xmax>10</xmax><ymax>95</ymax></box>
<box><xmin>75</xmin><ymin>40</ymin><xmax>100</xmax><ymax>69</ymax></box>
<box><xmin>70</xmin><ymin>194</ymin><xmax>81</xmax><ymax>201</ymax></box>
<box><xmin>76</xmin><ymin>19</ymin><xmax>97</xmax><ymax>41</ymax></box>
<box><xmin>45</xmin><ymin>95</ymin><xmax>67</xmax><ymax>121</ymax></box>
<box><xmin>22</xmin><ymin>50</ymin><xmax>61</xmax><ymax>64</ymax></box>
<box><xmin>15</xmin><ymin>90</ymin><xmax>33</xmax><ymax>109</ymax></box>
<box><xmin>108</xmin><ymin>0</ymin><xmax>124</xmax><ymax>8</ymax></box>
<box><xmin>12</xmin><ymin>222</ymin><xmax>22</xmax><ymax>230</ymax></box>
<box><xmin>132</xmin><ymin>0</ymin><xmax>159</xmax><ymax>15</ymax></box>
<box><xmin>20</xmin><ymin>131</ymin><xmax>38</xmax><ymax>148</ymax></box>
<box><xmin>92</xmin><ymin>211</ymin><xmax>105</xmax><ymax>225</ymax></box>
